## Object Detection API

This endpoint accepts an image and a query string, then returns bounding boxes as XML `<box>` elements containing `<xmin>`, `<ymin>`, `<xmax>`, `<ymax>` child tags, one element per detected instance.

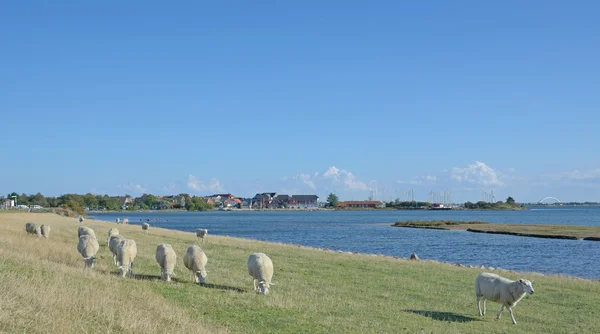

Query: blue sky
<box><xmin>1</xmin><ymin>1</ymin><xmax>599</xmax><ymax>202</ymax></box>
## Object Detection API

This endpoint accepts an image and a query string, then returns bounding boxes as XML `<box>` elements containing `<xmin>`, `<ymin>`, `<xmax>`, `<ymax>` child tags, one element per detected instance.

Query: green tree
<box><xmin>31</xmin><ymin>193</ymin><xmax>48</xmax><ymax>207</ymax></box>
<box><xmin>83</xmin><ymin>193</ymin><xmax>99</xmax><ymax>209</ymax></box>
<box><xmin>326</xmin><ymin>193</ymin><xmax>339</xmax><ymax>208</ymax></box>
<box><xmin>506</xmin><ymin>196</ymin><xmax>516</xmax><ymax>205</ymax></box>
<box><xmin>19</xmin><ymin>193</ymin><xmax>30</xmax><ymax>205</ymax></box>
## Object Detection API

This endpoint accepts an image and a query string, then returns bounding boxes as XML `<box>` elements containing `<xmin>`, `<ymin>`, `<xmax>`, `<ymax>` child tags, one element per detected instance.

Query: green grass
<box><xmin>392</xmin><ymin>220</ymin><xmax>489</xmax><ymax>228</ymax></box>
<box><xmin>1</xmin><ymin>213</ymin><xmax>599</xmax><ymax>333</ymax></box>
<box><xmin>392</xmin><ymin>220</ymin><xmax>600</xmax><ymax>240</ymax></box>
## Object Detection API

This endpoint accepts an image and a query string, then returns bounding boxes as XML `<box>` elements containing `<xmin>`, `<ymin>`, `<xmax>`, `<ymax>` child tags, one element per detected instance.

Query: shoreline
<box><xmin>85</xmin><ymin>214</ymin><xmax>600</xmax><ymax>281</ymax></box>
<box><xmin>392</xmin><ymin>220</ymin><xmax>600</xmax><ymax>241</ymax></box>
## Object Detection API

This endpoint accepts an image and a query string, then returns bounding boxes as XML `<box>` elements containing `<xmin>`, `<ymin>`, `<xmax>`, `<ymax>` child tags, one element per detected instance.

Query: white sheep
<box><xmin>183</xmin><ymin>245</ymin><xmax>208</xmax><ymax>285</ymax></box>
<box><xmin>196</xmin><ymin>229</ymin><xmax>208</xmax><ymax>243</ymax></box>
<box><xmin>155</xmin><ymin>243</ymin><xmax>177</xmax><ymax>282</ymax></box>
<box><xmin>109</xmin><ymin>234</ymin><xmax>126</xmax><ymax>265</ymax></box>
<box><xmin>247</xmin><ymin>252</ymin><xmax>274</xmax><ymax>294</ymax></box>
<box><xmin>117</xmin><ymin>239</ymin><xmax>137</xmax><ymax>278</ymax></box>
<box><xmin>77</xmin><ymin>235</ymin><xmax>100</xmax><ymax>269</ymax></box>
<box><xmin>40</xmin><ymin>224</ymin><xmax>51</xmax><ymax>239</ymax></box>
<box><xmin>475</xmin><ymin>272</ymin><xmax>535</xmax><ymax>325</ymax></box>
<box><xmin>25</xmin><ymin>222</ymin><xmax>41</xmax><ymax>237</ymax></box>
<box><xmin>116</xmin><ymin>218</ymin><xmax>121</xmax><ymax>224</ymax></box>
<box><xmin>142</xmin><ymin>223</ymin><xmax>149</xmax><ymax>234</ymax></box>
<box><xmin>122</xmin><ymin>218</ymin><xmax>129</xmax><ymax>224</ymax></box>
<box><xmin>78</xmin><ymin>226</ymin><xmax>96</xmax><ymax>239</ymax></box>
<box><xmin>107</xmin><ymin>228</ymin><xmax>119</xmax><ymax>245</ymax></box>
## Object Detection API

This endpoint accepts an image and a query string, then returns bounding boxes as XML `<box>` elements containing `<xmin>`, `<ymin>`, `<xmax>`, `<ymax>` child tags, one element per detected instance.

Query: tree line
<box><xmin>2</xmin><ymin>192</ymin><xmax>214</xmax><ymax>215</ymax></box>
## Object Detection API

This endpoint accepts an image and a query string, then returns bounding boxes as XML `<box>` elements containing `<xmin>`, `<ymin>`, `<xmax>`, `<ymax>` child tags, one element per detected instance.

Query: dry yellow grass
<box><xmin>0</xmin><ymin>213</ymin><xmax>225</xmax><ymax>334</ymax></box>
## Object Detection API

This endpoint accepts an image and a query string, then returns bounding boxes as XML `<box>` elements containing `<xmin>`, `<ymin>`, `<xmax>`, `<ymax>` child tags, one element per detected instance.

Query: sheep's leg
<box><xmin>476</xmin><ymin>296</ymin><xmax>482</xmax><ymax>316</ymax></box>
<box><xmin>508</xmin><ymin>307</ymin><xmax>517</xmax><ymax>325</ymax></box>
<box><xmin>253</xmin><ymin>279</ymin><xmax>257</xmax><ymax>291</ymax></box>
<box><xmin>496</xmin><ymin>305</ymin><xmax>505</xmax><ymax>319</ymax></box>
<box><xmin>483</xmin><ymin>299</ymin><xmax>486</xmax><ymax>315</ymax></box>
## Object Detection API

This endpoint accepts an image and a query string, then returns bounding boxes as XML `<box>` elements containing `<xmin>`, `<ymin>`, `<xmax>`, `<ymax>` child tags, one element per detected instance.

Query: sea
<box><xmin>88</xmin><ymin>206</ymin><xmax>600</xmax><ymax>279</ymax></box>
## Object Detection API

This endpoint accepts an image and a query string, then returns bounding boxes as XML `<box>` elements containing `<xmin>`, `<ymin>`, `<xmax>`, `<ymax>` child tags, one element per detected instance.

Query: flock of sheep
<box><xmin>25</xmin><ymin>218</ymin><xmax>535</xmax><ymax>323</ymax></box>
<box><xmin>25</xmin><ymin>219</ymin><xmax>275</xmax><ymax>295</ymax></box>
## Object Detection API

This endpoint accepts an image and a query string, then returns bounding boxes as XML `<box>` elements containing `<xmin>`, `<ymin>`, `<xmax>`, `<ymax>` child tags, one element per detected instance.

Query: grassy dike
<box><xmin>1</xmin><ymin>213</ymin><xmax>599</xmax><ymax>333</ymax></box>
<box><xmin>392</xmin><ymin>220</ymin><xmax>600</xmax><ymax>240</ymax></box>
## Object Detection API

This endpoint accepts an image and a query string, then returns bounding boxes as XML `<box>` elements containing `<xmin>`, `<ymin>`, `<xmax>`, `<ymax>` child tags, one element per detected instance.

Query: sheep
<box><xmin>107</xmin><ymin>228</ymin><xmax>119</xmax><ymax>245</ymax></box>
<box><xmin>196</xmin><ymin>229</ymin><xmax>208</xmax><ymax>243</ymax></box>
<box><xmin>247</xmin><ymin>252</ymin><xmax>274</xmax><ymax>295</ymax></box>
<box><xmin>40</xmin><ymin>224</ymin><xmax>51</xmax><ymax>239</ymax></box>
<box><xmin>142</xmin><ymin>223</ymin><xmax>149</xmax><ymax>234</ymax></box>
<box><xmin>183</xmin><ymin>245</ymin><xmax>208</xmax><ymax>285</ymax></box>
<box><xmin>116</xmin><ymin>218</ymin><xmax>120</xmax><ymax>224</ymax></box>
<box><xmin>108</xmin><ymin>234</ymin><xmax>126</xmax><ymax>265</ymax></box>
<box><xmin>78</xmin><ymin>216</ymin><xmax>84</xmax><ymax>223</ymax></box>
<box><xmin>77</xmin><ymin>235</ymin><xmax>100</xmax><ymax>269</ymax></box>
<box><xmin>475</xmin><ymin>272</ymin><xmax>535</xmax><ymax>325</ymax></box>
<box><xmin>25</xmin><ymin>222</ymin><xmax>42</xmax><ymax>237</ymax></box>
<box><xmin>117</xmin><ymin>239</ymin><xmax>137</xmax><ymax>278</ymax></box>
<box><xmin>122</xmin><ymin>218</ymin><xmax>129</xmax><ymax>225</ymax></box>
<box><xmin>78</xmin><ymin>226</ymin><xmax>96</xmax><ymax>239</ymax></box>
<box><xmin>155</xmin><ymin>243</ymin><xmax>177</xmax><ymax>282</ymax></box>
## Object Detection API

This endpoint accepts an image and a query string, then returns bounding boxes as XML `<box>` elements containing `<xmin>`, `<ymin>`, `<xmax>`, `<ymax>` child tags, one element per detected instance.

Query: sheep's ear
<box><xmin>531</xmin><ymin>280</ymin><xmax>535</xmax><ymax>283</ymax></box>
<box><xmin>519</xmin><ymin>279</ymin><xmax>524</xmax><ymax>283</ymax></box>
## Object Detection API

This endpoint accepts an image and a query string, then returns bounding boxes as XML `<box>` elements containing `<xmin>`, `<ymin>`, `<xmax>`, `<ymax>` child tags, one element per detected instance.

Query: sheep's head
<box><xmin>197</xmin><ymin>270</ymin><xmax>207</xmax><ymax>284</ymax></box>
<box><xmin>258</xmin><ymin>280</ymin><xmax>270</xmax><ymax>295</ymax></box>
<box><xmin>85</xmin><ymin>257</ymin><xmax>96</xmax><ymax>268</ymax></box>
<box><xmin>519</xmin><ymin>279</ymin><xmax>535</xmax><ymax>294</ymax></box>
<box><xmin>161</xmin><ymin>269</ymin><xmax>174</xmax><ymax>282</ymax></box>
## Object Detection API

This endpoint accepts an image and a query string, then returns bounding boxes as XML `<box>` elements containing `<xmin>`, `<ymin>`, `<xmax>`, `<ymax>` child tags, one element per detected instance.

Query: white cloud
<box><xmin>282</xmin><ymin>173</ymin><xmax>317</xmax><ymax>190</ymax></box>
<box><xmin>323</xmin><ymin>166</ymin><xmax>370</xmax><ymax>191</ymax></box>
<box><xmin>118</xmin><ymin>183</ymin><xmax>147</xmax><ymax>194</ymax></box>
<box><xmin>187</xmin><ymin>175</ymin><xmax>225</xmax><ymax>193</ymax></box>
<box><xmin>557</xmin><ymin>168</ymin><xmax>600</xmax><ymax>181</ymax></box>
<box><xmin>282</xmin><ymin>166</ymin><xmax>373</xmax><ymax>193</ymax></box>
<box><xmin>451</xmin><ymin>161</ymin><xmax>504</xmax><ymax>187</ymax></box>
<box><xmin>541</xmin><ymin>168</ymin><xmax>600</xmax><ymax>187</ymax></box>
<box><xmin>396</xmin><ymin>175</ymin><xmax>437</xmax><ymax>185</ymax></box>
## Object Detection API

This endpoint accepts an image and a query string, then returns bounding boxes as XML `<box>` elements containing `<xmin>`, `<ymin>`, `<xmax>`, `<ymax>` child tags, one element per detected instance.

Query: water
<box><xmin>88</xmin><ymin>206</ymin><xmax>600</xmax><ymax>279</ymax></box>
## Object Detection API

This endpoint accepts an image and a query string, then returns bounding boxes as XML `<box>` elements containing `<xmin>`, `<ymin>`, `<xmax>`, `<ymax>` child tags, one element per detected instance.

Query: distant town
<box><xmin>0</xmin><ymin>191</ymin><xmax>545</xmax><ymax>215</ymax></box>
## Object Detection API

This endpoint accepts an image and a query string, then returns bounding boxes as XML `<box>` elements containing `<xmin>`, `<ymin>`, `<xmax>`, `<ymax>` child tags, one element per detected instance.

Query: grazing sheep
<box><xmin>117</xmin><ymin>239</ymin><xmax>137</xmax><ymax>278</ymax></box>
<box><xmin>247</xmin><ymin>253</ymin><xmax>274</xmax><ymax>295</ymax></box>
<box><xmin>183</xmin><ymin>245</ymin><xmax>208</xmax><ymax>285</ymax></box>
<box><xmin>196</xmin><ymin>229</ymin><xmax>208</xmax><ymax>243</ymax></box>
<box><xmin>475</xmin><ymin>272</ymin><xmax>535</xmax><ymax>325</ymax></box>
<box><xmin>142</xmin><ymin>223</ymin><xmax>149</xmax><ymax>234</ymax></box>
<box><xmin>107</xmin><ymin>228</ymin><xmax>119</xmax><ymax>245</ymax></box>
<box><xmin>25</xmin><ymin>222</ymin><xmax>42</xmax><ymax>237</ymax></box>
<box><xmin>40</xmin><ymin>224</ymin><xmax>51</xmax><ymax>239</ymax></box>
<box><xmin>78</xmin><ymin>216</ymin><xmax>84</xmax><ymax>223</ymax></box>
<box><xmin>78</xmin><ymin>226</ymin><xmax>96</xmax><ymax>239</ymax></box>
<box><xmin>122</xmin><ymin>218</ymin><xmax>129</xmax><ymax>225</ymax></box>
<box><xmin>77</xmin><ymin>235</ymin><xmax>100</xmax><ymax>269</ymax></box>
<box><xmin>108</xmin><ymin>234</ymin><xmax>126</xmax><ymax>265</ymax></box>
<box><xmin>116</xmin><ymin>218</ymin><xmax>121</xmax><ymax>224</ymax></box>
<box><xmin>410</xmin><ymin>253</ymin><xmax>419</xmax><ymax>260</ymax></box>
<box><xmin>155</xmin><ymin>243</ymin><xmax>177</xmax><ymax>282</ymax></box>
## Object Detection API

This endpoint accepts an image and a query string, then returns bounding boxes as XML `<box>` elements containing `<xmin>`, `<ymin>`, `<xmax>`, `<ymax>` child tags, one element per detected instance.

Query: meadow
<box><xmin>1</xmin><ymin>212</ymin><xmax>599</xmax><ymax>333</ymax></box>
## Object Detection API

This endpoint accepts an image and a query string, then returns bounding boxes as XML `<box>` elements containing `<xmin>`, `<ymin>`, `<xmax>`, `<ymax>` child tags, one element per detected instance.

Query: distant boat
<box><xmin>430</xmin><ymin>203</ymin><xmax>452</xmax><ymax>210</ymax></box>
